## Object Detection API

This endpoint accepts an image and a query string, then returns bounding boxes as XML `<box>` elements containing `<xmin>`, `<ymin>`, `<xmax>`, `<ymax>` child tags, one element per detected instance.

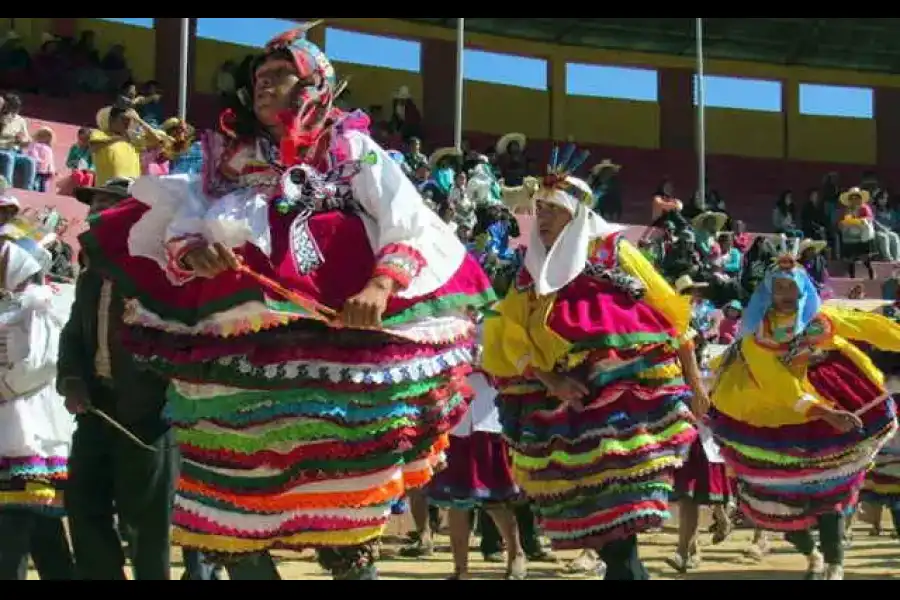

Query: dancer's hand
<box><xmin>183</xmin><ymin>243</ymin><xmax>241</xmax><ymax>278</ymax></box>
<box><xmin>691</xmin><ymin>386</ymin><xmax>711</xmax><ymax>418</ymax></box>
<box><xmin>539</xmin><ymin>372</ymin><xmax>589</xmax><ymax>413</ymax></box>
<box><xmin>340</xmin><ymin>276</ymin><xmax>395</xmax><ymax>329</ymax></box>
<box><xmin>820</xmin><ymin>408</ymin><xmax>863</xmax><ymax>433</ymax></box>
<box><xmin>64</xmin><ymin>393</ymin><xmax>87</xmax><ymax>415</ymax></box>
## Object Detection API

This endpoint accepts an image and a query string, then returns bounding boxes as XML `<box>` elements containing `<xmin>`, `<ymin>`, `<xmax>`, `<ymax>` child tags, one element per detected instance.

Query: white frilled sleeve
<box><xmin>345</xmin><ymin>131</ymin><xmax>466</xmax><ymax>298</ymax></box>
<box><xmin>0</xmin><ymin>287</ymin><xmax>63</xmax><ymax>402</ymax></box>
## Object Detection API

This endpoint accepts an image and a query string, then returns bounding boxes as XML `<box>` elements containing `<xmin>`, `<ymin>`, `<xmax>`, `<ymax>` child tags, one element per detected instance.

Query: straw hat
<box><xmin>674</xmin><ymin>274</ymin><xmax>709</xmax><ymax>295</ymax></box>
<box><xmin>393</xmin><ymin>85</ymin><xmax>411</xmax><ymax>100</ymax></box>
<box><xmin>428</xmin><ymin>147</ymin><xmax>462</xmax><ymax>169</ymax></box>
<box><xmin>161</xmin><ymin>116</ymin><xmax>195</xmax><ymax>137</ymax></box>
<box><xmin>691</xmin><ymin>211</ymin><xmax>729</xmax><ymax>233</ymax></box>
<box><xmin>496</xmin><ymin>132</ymin><xmax>526</xmax><ymax>155</ymax></box>
<box><xmin>839</xmin><ymin>186</ymin><xmax>871</xmax><ymax>207</ymax></box>
<box><xmin>590</xmin><ymin>159</ymin><xmax>621</xmax><ymax>175</ymax></box>
<box><xmin>798</xmin><ymin>238</ymin><xmax>828</xmax><ymax>255</ymax></box>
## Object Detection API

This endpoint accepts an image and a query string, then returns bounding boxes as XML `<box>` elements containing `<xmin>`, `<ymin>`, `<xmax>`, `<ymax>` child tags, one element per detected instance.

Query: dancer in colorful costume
<box><xmin>708</xmin><ymin>239</ymin><xmax>900</xmax><ymax>580</ymax></box>
<box><xmin>483</xmin><ymin>146</ymin><xmax>704</xmax><ymax>580</ymax></box>
<box><xmin>0</xmin><ymin>231</ymin><xmax>76</xmax><ymax>580</ymax></box>
<box><xmin>76</xmin><ymin>23</ymin><xmax>495</xmax><ymax>580</ymax></box>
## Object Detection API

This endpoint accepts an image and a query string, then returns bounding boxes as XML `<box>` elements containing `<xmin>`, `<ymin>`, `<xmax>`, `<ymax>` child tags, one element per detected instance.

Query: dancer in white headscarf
<box><xmin>0</xmin><ymin>240</ymin><xmax>76</xmax><ymax>580</ymax></box>
<box><xmin>483</xmin><ymin>145</ymin><xmax>705</xmax><ymax>580</ymax></box>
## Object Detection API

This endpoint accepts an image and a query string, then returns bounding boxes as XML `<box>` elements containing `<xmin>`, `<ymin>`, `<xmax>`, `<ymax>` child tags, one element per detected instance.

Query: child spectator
<box><xmin>26</xmin><ymin>126</ymin><xmax>55</xmax><ymax>192</ymax></box>
<box><xmin>66</xmin><ymin>127</ymin><xmax>95</xmax><ymax>188</ymax></box>
<box><xmin>717</xmin><ymin>300</ymin><xmax>743</xmax><ymax>345</ymax></box>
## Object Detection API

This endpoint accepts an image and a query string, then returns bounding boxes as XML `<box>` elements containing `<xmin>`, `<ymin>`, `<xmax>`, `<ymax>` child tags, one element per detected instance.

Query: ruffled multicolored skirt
<box><xmin>80</xmin><ymin>204</ymin><xmax>496</xmax><ymax>556</ymax></box>
<box><xmin>861</xmin><ymin>431</ymin><xmax>900</xmax><ymax>510</ymax></box>
<box><xmin>709</xmin><ymin>352</ymin><xmax>898</xmax><ymax>532</ymax></box>
<box><xmin>495</xmin><ymin>352</ymin><xmax>697</xmax><ymax>550</ymax></box>
<box><xmin>428</xmin><ymin>432</ymin><xmax>519</xmax><ymax>510</ymax></box>
<box><xmin>0</xmin><ymin>456</ymin><xmax>67</xmax><ymax>517</ymax></box>
<box><xmin>673</xmin><ymin>439</ymin><xmax>733</xmax><ymax>506</ymax></box>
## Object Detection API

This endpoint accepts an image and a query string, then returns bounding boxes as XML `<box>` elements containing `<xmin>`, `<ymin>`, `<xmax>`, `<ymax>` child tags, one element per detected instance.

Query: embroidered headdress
<box><xmin>525</xmin><ymin>144</ymin><xmax>625</xmax><ymax>296</ymax></box>
<box><xmin>741</xmin><ymin>235</ymin><xmax>821</xmax><ymax>337</ymax></box>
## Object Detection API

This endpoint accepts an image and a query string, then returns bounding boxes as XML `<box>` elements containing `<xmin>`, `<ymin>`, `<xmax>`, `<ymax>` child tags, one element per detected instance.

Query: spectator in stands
<box><xmin>90</xmin><ymin>106</ymin><xmax>166</xmax><ymax>185</ymax></box>
<box><xmin>100</xmin><ymin>44</ymin><xmax>131</xmax><ymax>92</ymax></box>
<box><xmin>162</xmin><ymin>118</ymin><xmax>202</xmax><ymax>176</ymax></box>
<box><xmin>448</xmin><ymin>170</ymin><xmax>476</xmax><ymax>237</ymax></box>
<box><xmin>66</xmin><ymin>127</ymin><xmax>95</xmax><ymax>189</ymax></box>
<box><xmin>731</xmin><ymin>219</ymin><xmax>752</xmax><ymax>253</ymax></box>
<box><xmin>34</xmin><ymin>34</ymin><xmax>71</xmax><ymax>97</ymax></box>
<box><xmin>718</xmin><ymin>232</ymin><xmax>742</xmax><ymax>277</ymax></box>
<box><xmin>717</xmin><ymin>300</ymin><xmax>743</xmax><ymax>345</ymax></box>
<box><xmin>800</xmin><ymin>187</ymin><xmax>830</xmax><ymax>242</ymax></box>
<box><xmin>772</xmin><ymin>190</ymin><xmax>803</xmax><ymax>237</ymax></box>
<box><xmin>138</xmin><ymin>81</ymin><xmax>164</xmax><ymax>128</ymax></box>
<box><xmin>873</xmin><ymin>189</ymin><xmax>900</xmax><ymax>262</ymax></box>
<box><xmin>214</xmin><ymin>61</ymin><xmax>238</xmax><ymax>97</ymax></box>
<box><xmin>390</xmin><ymin>85</ymin><xmax>422</xmax><ymax>140</ymax></box>
<box><xmin>692</xmin><ymin>177</ymin><xmax>727</xmax><ymax>216</ymax></box>
<box><xmin>649</xmin><ymin>178</ymin><xmax>687</xmax><ymax>231</ymax></box>
<box><xmin>799</xmin><ymin>239</ymin><xmax>832</xmax><ymax>299</ymax></box>
<box><xmin>588</xmin><ymin>159</ymin><xmax>623</xmax><ymax>221</ymax></box>
<box><xmin>72</xmin><ymin>31</ymin><xmax>107</xmax><ymax>93</ymax></box>
<box><xmin>496</xmin><ymin>132</ymin><xmax>527</xmax><ymax>187</ymax></box>
<box><xmin>26</xmin><ymin>126</ymin><xmax>56</xmax><ymax>193</ymax></box>
<box><xmin>820</xmin><ymin>172</ymin><xmax>842</xmax><ymax>239</ymax></box>
<box><xmin>692</xmin><ymin>211</ymin><xmax>727</xmax><ymax>259</ymax></box>
<box><xmin>661</xmin><ymin>230</ymin><xmax>703</xmax><ymax>282</ymax></box>
<box><xmin>404</xmin><ymin>137</ymin><xmax>427</xmax><ymax>174</ymax></box>
<box><xmin>741</xmin><ymin>236</ymin><xmax>776</xmax><ymax>298</ymax></box>
<box><xmin>838</xmin><ymin>187</ymin><xmax>876</xmax><ymax>280</ymax></box>
<box><xmin>0</xmin><ymin>94</ymin><xmax>36</xmax><ymax>191</ymax></box>
<box><xmin>0</xmin><ymin>31</ymin><xmax>32</xmax><ymax>92</ymax></box>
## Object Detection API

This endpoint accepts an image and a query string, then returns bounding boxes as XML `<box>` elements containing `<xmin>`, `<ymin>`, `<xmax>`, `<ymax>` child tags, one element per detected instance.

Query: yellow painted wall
<box><xmin>464</xmin><ymin>82</ymin><xmax>548</xmax><ymax>138</ymax></box>
<box><xmin>788</xmin><ymin>115</ymin><xmax>876</xmax><ymax>164</ymax></box>
<box><xmin>564</xmin><ymin>96</ymin><xmax>659</xmax><ymax>148</ymax></box>
<box><xmin>75</xmin><ymin>19</ymin><xmax>155</xmax><ymax>82</ymax></box>
<box><xmin>705</xmin><ymin>108</ymin><xmax>784</xmax><ymax>159</ymax></box>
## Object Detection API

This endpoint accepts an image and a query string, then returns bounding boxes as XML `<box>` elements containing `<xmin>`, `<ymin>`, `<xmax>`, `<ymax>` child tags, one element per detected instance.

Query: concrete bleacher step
<box><xmin>828</xmin><ymin>259</ymin><xmax>896</xmax><ymax>281</ymax></box>
<box><xmin>829</xmin><ymin>276</ymin><xmax>885</xmax><ymax>299</ymax></box>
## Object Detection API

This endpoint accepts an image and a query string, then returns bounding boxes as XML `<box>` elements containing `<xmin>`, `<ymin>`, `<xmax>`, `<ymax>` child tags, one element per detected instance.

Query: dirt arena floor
<box><xmin>28</xmin><ymin>510</ymin><xmax>900</xmax><ymax>580</ymax></box>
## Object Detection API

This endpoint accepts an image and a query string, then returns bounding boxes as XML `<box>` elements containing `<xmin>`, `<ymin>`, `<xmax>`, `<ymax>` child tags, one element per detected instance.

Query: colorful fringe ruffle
<box><xmin>861</xmin><ymin>432</ymin><xmax>900</xmax><ymax>509</ymax></box>
<box><xmin>710</xmin><ymin>353</ymin><xmax>898</xmax><ymax>532</ymax></box>
<box><xmin>497</xmin><ymin>372</ymin><xmax>696</xmax><ymax>550</ymax></box>
<box><xmin>0</xmin><ymin>457</ymin><xmax>67</xmax><ymax>517</ymax></box>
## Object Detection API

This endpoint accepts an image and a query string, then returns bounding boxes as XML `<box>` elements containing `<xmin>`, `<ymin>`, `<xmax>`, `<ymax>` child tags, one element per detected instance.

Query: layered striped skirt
<box><xmin>710</xmin><ymin>353</ymin><xmax>898</xmax><ymax>532</ymax></box>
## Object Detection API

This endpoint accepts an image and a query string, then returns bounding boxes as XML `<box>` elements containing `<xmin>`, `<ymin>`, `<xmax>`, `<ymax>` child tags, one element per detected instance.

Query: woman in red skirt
<box><xmin>428</xmin><ymin>325</ymin><xmax>526</xmax><ymax>580</ymax></box>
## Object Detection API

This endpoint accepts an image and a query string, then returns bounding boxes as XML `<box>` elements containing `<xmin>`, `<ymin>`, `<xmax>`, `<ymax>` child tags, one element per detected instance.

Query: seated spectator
<box><xmin>740</xmin><ymin>236</ymin><xmax>776</xmax><ymax>298</ymax></box>
<box><xmin>0</xmin><ymin>31</ymin><xmax>32</xmax><ymax>91</ymax></box>
<box><xmin>717</xmin><ymin>301</ymin><xmax>743</xmax><ymax>345</ymax></box>
<box><xmin>404</xmin><ymin>137</ymin><xmax>427</xmax><ymax>174</ymax></box>
<box><xmin>214</xmin><ymin>61</ymin><xmax>238</xmax><ymax>97</ymax></box>
<box><xmin>0</xmin><ymin>94</ymin><xmax>36</xmax><ymax>190</ymax></box>
<box><xmin>691</xmin><ymin>211</ymin><xmax>727</xmax><ymax>260</ymax></box>
<box><xmin>772</xmin><ymin>190</ymin><xmax>803</xmax><ymax>237</ymax></box>
<box><xmin>800</xmin><ymin>187</ymin><xmax>830</xmax><ymax>241</ymax></box>
<box><xmin>662</xmin><ymin>230</ymin><xmax>703</xmax><ymax>282</ymax></box>
<box><xmin>731</xmin><ymin>219</ymin><xmax>752</xmax><ymax>253</ymax></box>
<box><xmin>71</xmin><ymin>30</ymin><xmax>107</xmax><ymax>93</ymax></box>
<box><xmin>798</xmin><ymin>238</ymin><xmax>832</xmax><ymax>300</ymax></box>
<box><xmin>66</xmin><ymin>127</ymin><xmax>95</xmax><ymax>189</ymax></box>
<box><xmin>674</xmin><ymin>274</ymin><xmax>717</xmax><ymax>344</ymax></box>
<box><xmin>90</xmin><ymin>106</ymin><xmax>166</xmax><ymax>184</ymax></box>
<box><xmin>495</xmin><ymin>132</ymin><xmax>528</xmax><ymax>187</ymax></box>
<box><xmin>34</xmin><ymin>34</ymin><xmax>71</xmax><ymax>97</ymax></box>
<box><xmin>138</xmin><ymin>80</ymin><xmax>165</xmax><ymax>128</ymax></box>
<box><xmin>717</xmin><ymin>232</ymin><xmax>742</xmax><ymax>276</ymax></box>
<box><xmin>100</xmin><ymin>44</ymin><xmax>131</xmax><ymax>92</ymax></box>
<box><xmin>649</xmin><ymin>178</ymin><xmax>687</xmax><ymax>231</ymax></box>
<box><xmin>838</xmin><ymin>187</ymin><xmax>876</xmax><ymax>279</ymax></box>
<box><xmin>588</xmin><ymin>159</ymin><xmax>623</xmax><ymax>221</ymax></box>
<box><xmin>162</xmin><ymin>118</ymin><xmax>202</xmax><ymax>176</ymax></box>
<box><xmin>26</xmin><ymin>126</ymin><xmax>56</xmax><ymax>193</ymax></box>
<box><xmin>873</xmin><ymin>189</ymin><xmax>900</xmax><ymax>262</ymax></box>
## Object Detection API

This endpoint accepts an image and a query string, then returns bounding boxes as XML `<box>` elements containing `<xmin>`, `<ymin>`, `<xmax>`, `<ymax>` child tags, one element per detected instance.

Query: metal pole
<box><xmin>177</xmin><ymin>17</ymin><xmax>190</xmax><ymax>120</ymax></box>
<box><xmin>453</xmin><ymin>18</ymin><xmax>465</xmax><ymax>152</ymax></box>
<box><xmin>695</xmin><ymin>17</ymin><xmax>707</xmax><ymax>206</ymax></box>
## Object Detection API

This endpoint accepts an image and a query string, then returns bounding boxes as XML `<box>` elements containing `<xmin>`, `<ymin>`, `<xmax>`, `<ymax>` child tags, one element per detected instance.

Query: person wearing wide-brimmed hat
<box><xmin>495</xmin><ymin>132</ymin><xmax>527</xmax><ymax>187</ymax></box>
<box><xmin>74</xmin><ymin>176</ymin><xmax>133</xmax><ymax>216</ymax></box>
<box><xmin>691</xmin><ymin>210</ymin><xmax>728</xmax><ymax>259</ymax></box>
<box><xmin>159</xmin><ymin>117</ymin><xmax>202</xmax><ymax>176</ymax></box>
<box><xmin>89</xmin><ymin>106</ymin><xmax>167</xmax><ymax>185</ymax></box>
<box><xmin>837</xmin><ymin>186</ymin><xmax>876</xmax><ymax>279</ymax></box>
<box><xmin>798</xmin><ymin>238</ymin><xmax>832</xmax><ymax>299</ymax></box>
<box><xmin>588</xmin><ymin>159</ymin><xmax>623</xmax><ymax>220</ymax></box>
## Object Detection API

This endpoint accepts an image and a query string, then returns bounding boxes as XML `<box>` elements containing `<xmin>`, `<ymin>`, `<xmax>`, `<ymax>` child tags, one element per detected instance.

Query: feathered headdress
<box><xmin>772</xmin><ymin>234</ymin><xmax>801</xmax><ymax>273</ymax></box>
<box><xmin>540</xmin><ymin>143</ymin><xmax>592</xmax><ymax>207</ymax></box>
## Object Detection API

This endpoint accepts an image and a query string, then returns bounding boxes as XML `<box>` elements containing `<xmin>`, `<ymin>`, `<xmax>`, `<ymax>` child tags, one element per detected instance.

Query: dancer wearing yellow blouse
<box><xmin>484</xmin><ymin>149</ymin><xmax>703</xmax><ymax>581</ymax></box>
<box><xmin>708</xmin><ymin>248</ymin><xmax>899</xmax><ymax>580</ymax></box>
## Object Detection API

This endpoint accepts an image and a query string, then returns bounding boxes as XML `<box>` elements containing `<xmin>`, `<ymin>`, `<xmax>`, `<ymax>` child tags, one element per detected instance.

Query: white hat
<box><xmin>674</xmin><ymin>274</ymin><xmax>709</xmax><ymax>295</ymax></box>
<box><xmin>496</xmin><ymin>132</ymin><xmax>526</xmax><ymax>155</ymax></box>
<box><xmin>0</xmin><ymin>194</ymin><xmax>20</xmax><ymax>211</ymax></box>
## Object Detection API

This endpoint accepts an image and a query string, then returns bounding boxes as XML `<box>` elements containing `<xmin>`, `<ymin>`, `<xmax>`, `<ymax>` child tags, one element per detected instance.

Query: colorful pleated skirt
<box><xmin>428</xmin><ymin>432</ymin><xmax>519</xmax><ymax>510</ymax></box>
<box><xmin>673</xmin><ymin>439</ymin><xmax>733</xmax><ymax>506</ymax></box>
<box><xmin>496</xmin><ymin>355</ymin><xmax>697</xmax><ymax>551</ymax></box>
<box><xmin>861</xmin><ymin>431</ymin><xmax>900</xmax><ymax>510</ymax></box>
<box><xmin>709</xmin><ymin>352</ymin><xmax>898</xmax><ymax>532</ymax></box>
<box><xmin>0</xmin><ymin>456</ymin><xmax>67</xmax><ymax>517</ymax></box>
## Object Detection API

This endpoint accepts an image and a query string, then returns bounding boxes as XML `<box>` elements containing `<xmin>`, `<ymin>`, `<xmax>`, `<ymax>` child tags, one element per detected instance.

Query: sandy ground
<box><xmin>27</xmin><ymin>511</ymin><xmax>900</xmax><ymax>580</ymax></box>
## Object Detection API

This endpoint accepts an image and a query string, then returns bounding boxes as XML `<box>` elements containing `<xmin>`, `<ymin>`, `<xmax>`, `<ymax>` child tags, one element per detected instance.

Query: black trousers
<box><xmin>600</xmin><ymin>535</ymin><xmax>649</xmax><ymax>581</ymax></box>
<box><xmin>0</xmin><ymin>510</ymin><xmax>75</xmax><ymax>580</ymax></box>
<box><xmin>64</xmin><ymin>403</ymin><xmax>178</xmax><ymax>580</ymax></box>
<box><xmin>784</xmin><ymin>512</ymin><xmax>844</xmax><ymax>565</ymax></box>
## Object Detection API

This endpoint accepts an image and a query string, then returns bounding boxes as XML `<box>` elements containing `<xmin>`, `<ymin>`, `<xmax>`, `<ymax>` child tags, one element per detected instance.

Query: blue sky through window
<box><xmin>98</xmin><ymin>18</ymin><xmax>875</xmax><ymax>118</ymax></box>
